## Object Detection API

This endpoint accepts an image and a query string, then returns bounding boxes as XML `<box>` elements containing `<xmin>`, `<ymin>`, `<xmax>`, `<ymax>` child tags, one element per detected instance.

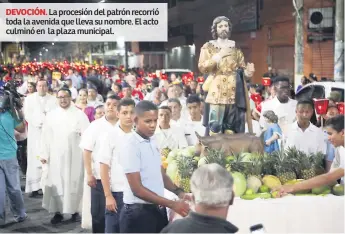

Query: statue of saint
<box><xmin>198</xmin><ymin>16</ymin><xmax>255</xmax><ymax>135</ymax></box>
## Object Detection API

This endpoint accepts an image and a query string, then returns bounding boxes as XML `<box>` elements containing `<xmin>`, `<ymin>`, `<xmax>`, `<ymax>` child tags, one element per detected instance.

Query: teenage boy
<box><xmin>98</xmin><ymin>98</ymin><xmax>136</xmax><ymax>233</ymax></box>
<box><xmin>119</xmin><ymin>101</ymin><xmax>190</xmax><ymax>233</ymax></box>
<box><xmin>276</xmin><ymin>115</ymin><xmax>344</xmax><ymax>196</ymax></box>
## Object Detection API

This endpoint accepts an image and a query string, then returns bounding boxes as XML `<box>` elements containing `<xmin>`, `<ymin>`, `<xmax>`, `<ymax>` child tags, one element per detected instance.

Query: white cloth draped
<box><xmin>24</xmin><ymin>93</ymin><xmax>57</xmax><ymax>193</ymax></box>
<box><xmin>40</xmin><ymin>105</ymin><xmax>90</xmax><ymax>214</ymax></box>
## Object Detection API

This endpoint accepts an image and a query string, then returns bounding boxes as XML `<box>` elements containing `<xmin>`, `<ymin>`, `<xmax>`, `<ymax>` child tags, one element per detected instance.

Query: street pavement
<box><xmin>1</xmin><ymin>178</ymin><xmax>89</xmax><ymax>233</ymax></box>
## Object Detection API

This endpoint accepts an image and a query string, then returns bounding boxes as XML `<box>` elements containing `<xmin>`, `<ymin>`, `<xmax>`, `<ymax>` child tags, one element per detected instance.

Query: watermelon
<box><xmin>232</xmin><ymin>172</ymin><xmax>247</xmax><ymax>197</ymax></box>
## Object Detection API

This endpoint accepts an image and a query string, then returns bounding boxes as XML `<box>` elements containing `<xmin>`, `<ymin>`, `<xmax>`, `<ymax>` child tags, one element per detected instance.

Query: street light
<box><xmin>52</xmin><ymin>43</ymin><xmax>54</xmax><ymax>45</ymax></box>
<box><xmin>99</xmin><ymin>0</ymin><xmax>106</xmax><ymax>2</ymax></box>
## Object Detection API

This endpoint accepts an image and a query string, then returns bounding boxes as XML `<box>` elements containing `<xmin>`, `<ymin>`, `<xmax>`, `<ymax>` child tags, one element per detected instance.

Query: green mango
<box><xmin>241</xmin><ymin>193</ymin><xmax>272</xmax><ymax>200</ymax></box>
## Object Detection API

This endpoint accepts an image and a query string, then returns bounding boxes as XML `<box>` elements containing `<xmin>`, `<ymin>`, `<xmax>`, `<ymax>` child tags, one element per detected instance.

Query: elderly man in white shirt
<box><xmin>259</xmin><ymin>77</ymin><xmax>297</xmax><ymax>134</ymax></box>
<box><xmin>284</xmin><ymin>99</ymin><xmax>326</xmax><ymax>155</ymax></box>
<box><xmin>79</xmin><ymin>95</ymin><xmax>121</xmax><ymax>232</ymax></box>
<box><xmin>184</xmin><ymin>95</ymin><xmax>206</xmax><ymax>146</ymax></box>
<box><xmin>99</xmin><ymin>98</ymin><xmax>136</xmax><ymax>233</ymax></box>
<box><xmin>155</xmin><ymin>106</ymin><xmax>188</xmax><ymax>151</ymax></box>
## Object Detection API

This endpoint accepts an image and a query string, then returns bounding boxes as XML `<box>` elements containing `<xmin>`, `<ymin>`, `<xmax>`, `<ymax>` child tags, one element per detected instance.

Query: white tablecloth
<box><xmin>228</xmin><ymin>195</ymin><xmax>344</xmax><ymax>233</ymax></box>
<box><xmin>169</xmin><ymin>192</ymin><xmax>344</xmax><ymax>233</ymax></box>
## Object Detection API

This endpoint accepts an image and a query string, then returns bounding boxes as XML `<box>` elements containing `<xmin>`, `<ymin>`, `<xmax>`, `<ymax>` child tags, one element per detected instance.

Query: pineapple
<box><xmin>312</xmin><ymin>151</ymin><xmax>327</xmax><ymax>175</ymax></box>
<box><xmin>161</xmin><ymin>147</ymin><xmax>171</xmax><ymax>158</ymax></box>
<box><xmin>270</xmin><ymin>149</ymin><xmax>298</xmax><ymax>184</ymax></box>
<box><xmin>175</xmin><ymin>156</ymin><xmax>197</xmax><ymax>193</ymax></box>
<box><xmin>246</xmin><ymin>156</ymin><xmax>264</xmax><ymax>179</ymax></box>
<box><xmin>295</xmin><ymin>149</ymin><xmax>317</xmax><ymax>180</ymax></box>
<box><xmin>204</xmin><ymin>149</ymin><xmax>228</xmax><ymax>168</ymax></box>
<box><xmin>229</xmin><ymin>152</ymin><xmax>247</xmax><ymax>174</ymax></box>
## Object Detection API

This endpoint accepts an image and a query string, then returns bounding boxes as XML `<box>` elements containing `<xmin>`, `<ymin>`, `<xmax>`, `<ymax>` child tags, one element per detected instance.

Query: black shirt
<box><xmin>161</xmin><ymin>212</ymin><xmax>239</xmax><ymax>233</ymax></box>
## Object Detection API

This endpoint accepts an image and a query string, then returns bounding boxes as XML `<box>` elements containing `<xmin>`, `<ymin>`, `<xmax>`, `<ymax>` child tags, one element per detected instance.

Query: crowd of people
<box><xmin>0</xmin><ymin>62</ymin><xmax>344</xmax><ymax>233</ymax></box>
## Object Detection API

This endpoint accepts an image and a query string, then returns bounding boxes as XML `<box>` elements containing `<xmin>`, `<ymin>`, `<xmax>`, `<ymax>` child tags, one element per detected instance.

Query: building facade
<box><xmin>166</xmin><ymin>0</ymin><xmax>336</xmax><ymax>84</ymax></box>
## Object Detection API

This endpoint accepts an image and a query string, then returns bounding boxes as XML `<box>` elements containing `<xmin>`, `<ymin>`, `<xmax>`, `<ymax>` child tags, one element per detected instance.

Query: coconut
<box><xmin>247</xmin><ymin>176</ymin><xmax>262</xmax><ymax>193</ymax></box>
<box><xmin>232</xmin><ymin>172</ymin><xmax>247</xmax><ymax>197</ymax></box>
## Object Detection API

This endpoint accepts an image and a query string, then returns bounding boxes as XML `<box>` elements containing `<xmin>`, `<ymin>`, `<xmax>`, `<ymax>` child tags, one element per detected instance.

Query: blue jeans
<box><xmin>119</xmin><ymin>203</ymin><xmax>168</xmax><ymax>233</ymax></box>
<box><xmin>91</xmin><ymin>180</ymin><xmax>105</xmax><ymax>233</ymax></box>
<box><xmin>0</xmin><ymin>158</ymin><xmax>26</xmax><ymax>225</ymax></box>
<box><xmin>105</xmin><ymin>192</ymin><xmax>123</xmax><ymax>233</ymax></box>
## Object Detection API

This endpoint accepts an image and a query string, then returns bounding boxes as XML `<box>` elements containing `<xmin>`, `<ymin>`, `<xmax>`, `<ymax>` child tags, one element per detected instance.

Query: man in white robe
<box><xmin>40</xmin><ymin>87</ymin><xmax>90</xmax><ymax>224</ymax></box>
<box><xmin>24</xmin><ymin>79</ymin><xmax>57</xmax><ymax>197</ymax></box>
<box><xmin>185</xmin><ymin>95</ymin><xmax>206</xmax><ymax>146</ymax></box>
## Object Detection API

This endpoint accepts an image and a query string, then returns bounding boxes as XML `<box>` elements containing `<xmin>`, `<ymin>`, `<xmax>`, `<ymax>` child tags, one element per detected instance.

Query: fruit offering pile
<box><xmin>162</xmin><ymin>146</ymin><xmax>344</xmax><ymax>199</ymax></box>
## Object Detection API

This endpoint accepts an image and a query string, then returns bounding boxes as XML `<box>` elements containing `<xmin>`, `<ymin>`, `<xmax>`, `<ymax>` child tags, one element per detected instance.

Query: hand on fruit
<box><xmin>87</xmin><ymin>174</ymin><xmax>97</xmax><ymax>188</ymax></box>
<box><xmin>172</xmin><ymin>200</ymin><xmax>190</xmax><ymax>217</ymax></box>
<box><xmin>106</xmin><ymin>195</ymin><xmax>118</xmax><ymax>212</ymax></box>
<box><xmin>273</xmin><ymin>184</ymin><xmax>295</xmax><ymax>197</ymax></box>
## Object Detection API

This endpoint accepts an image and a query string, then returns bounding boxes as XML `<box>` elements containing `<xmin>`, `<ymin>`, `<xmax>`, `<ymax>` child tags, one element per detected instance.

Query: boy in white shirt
<box><xmin>284</xmin><ymin>99</ymin><xmax>326</xmax><ymax>155</ymax></box>
<box><xmin>79</xmin><ymin>95</ymin><xmax>120</xmax><ymax>232</ymax></box>
<box><xmin>185</xmin><ymin>94</ymin><xmax>206</xmax><ymax>146</ymax></box>
<box><xmin>99</xmin><ymin>98</ymin><xmax>136</xmax><ymax>233</ymax></box>
<box><xmin>276</xmin><ymin>115</ymin><xmax>344</xmax><ymax>195</ymax></box>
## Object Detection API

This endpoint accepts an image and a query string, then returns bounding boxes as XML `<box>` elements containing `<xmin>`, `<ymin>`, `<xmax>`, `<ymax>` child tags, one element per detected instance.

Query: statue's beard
<box><xmin>218</xmin><ymin>31</ymin><xmax>229</xmax><ymax>39</ymax></box>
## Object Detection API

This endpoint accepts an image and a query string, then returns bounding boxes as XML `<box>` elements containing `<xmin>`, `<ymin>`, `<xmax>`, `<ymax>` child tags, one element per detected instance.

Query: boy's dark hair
<box><xmin>57</xmin><ymin>87</ymin><xmax>71</xmax><ymax>97</ymax></box>
<box><xmin>272</xmin><ymin>76</ymin><xmax>290</xmax><ymax>85</ymax></box>
<box><xmin>325</xmin><ymin>115</ymin><xmax>344</xmax><ymax>132</ymax></box>
<box><xmin>151</xmin><ymin>79</ymin><xmax>160</xmax><ymax>88</ymax></box>
<box><xmin>106</xmin><ymin>94</ymin><xmax>121</xmax><ymax>102</ymax></box>
<box><xmin>297</xmin><ymin>99</ymin><xmax>314</xmax><ymax>109</ymax></box>
<box><xmin>159</xmin><ymin>105</ymin><xmax>171</xmax><ymax>112</ymax></box>
<box><xmin>135</xmin><ymin>100</ymin><xmax>158</xmax><ymax>116</ymax></box>
<box><xmin>186</xmin><ymin>94</ymin><xmax>201</xmax><ymax>105</ymax></box>
<box><xmin>117</xmin><ymin>98</ymin><xmax>136</xmax><ymax>112</ymax></box>
<box><xmin>168</xmin><ymin>98</ymin><xmax>181</xmax><ymax>106</ymax></box>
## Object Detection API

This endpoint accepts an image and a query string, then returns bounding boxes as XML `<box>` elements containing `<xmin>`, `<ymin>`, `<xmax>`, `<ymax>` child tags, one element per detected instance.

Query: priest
<box><xmin>24</xmin><ymin>79</ymin><xmax>57</xmax><ymax>197</ymax></box>
<box><xmin>40</xmin><ymin>87</ymin><xmax>90</xmax><ymax>224</ymax></box>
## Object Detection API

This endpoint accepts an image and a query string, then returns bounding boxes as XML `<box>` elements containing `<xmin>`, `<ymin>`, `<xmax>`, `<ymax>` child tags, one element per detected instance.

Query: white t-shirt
<box><xmin>185</xmin><ymin>116</ymin><xmax>206</xmax><ymax>146</ymax></box>
<box><xmin>259</xmin><ymin>97</ymin><xmax>297</xmax><ymax>134</ymax></box>
<box><xmin>284</xmin><ymin>122</ymin><xmax>326</xmax><ymax>154</ymax></box>
<box><xmin>79</xmin><ymin>116</ymin><xmax>118</xmax><ymax>179</ymax></box>
<box><xmin>98</xmin><ymin>123</ymin><xmax>131</xmax><ymax>192</ymax></box>
<box><xmin>154</xmin><ymin>125</ymin><xmax>188</xmax><ymax>150</ymax></box>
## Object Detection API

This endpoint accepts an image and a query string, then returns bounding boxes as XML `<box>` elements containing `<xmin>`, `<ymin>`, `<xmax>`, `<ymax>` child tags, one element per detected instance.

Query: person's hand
<box><xmin>40</xmin><ymin>159</ymin><xmax>47</xmax><ymax>164</ymax></box>
<box><xmin>106</xmin><ymin>195</ymin><xmax>117</xmax><ymax>212</ymax></box>
<box><xmin>171</xmin><ymin>200</ymin><xmax>190</xmax><ymax>217</ymax></box>
<box><xmin>178</xmin><ymin>192</ymin><xmax>193</xmax><ymax>202</ymax></box>
<box><xmin>272</xmin><ymin>184</ymin><xmax>295</xmax><ymax>197</ymax></box>
<box><xmin>265</xmin><ymin>139</ymin><xmax>272</xmax><ymax>146</ymax></box>
<box><xmin>87</xmin><ymin>174</ymin><xmax>97</xmax><ymax>188</ymax></box>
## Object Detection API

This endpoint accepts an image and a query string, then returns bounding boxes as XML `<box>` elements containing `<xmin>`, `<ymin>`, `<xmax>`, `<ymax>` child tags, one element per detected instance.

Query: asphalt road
<box><xmin>1</xmin><ymin>178</ymin><xmax>89</xmax><ymax>233</ymax></box>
